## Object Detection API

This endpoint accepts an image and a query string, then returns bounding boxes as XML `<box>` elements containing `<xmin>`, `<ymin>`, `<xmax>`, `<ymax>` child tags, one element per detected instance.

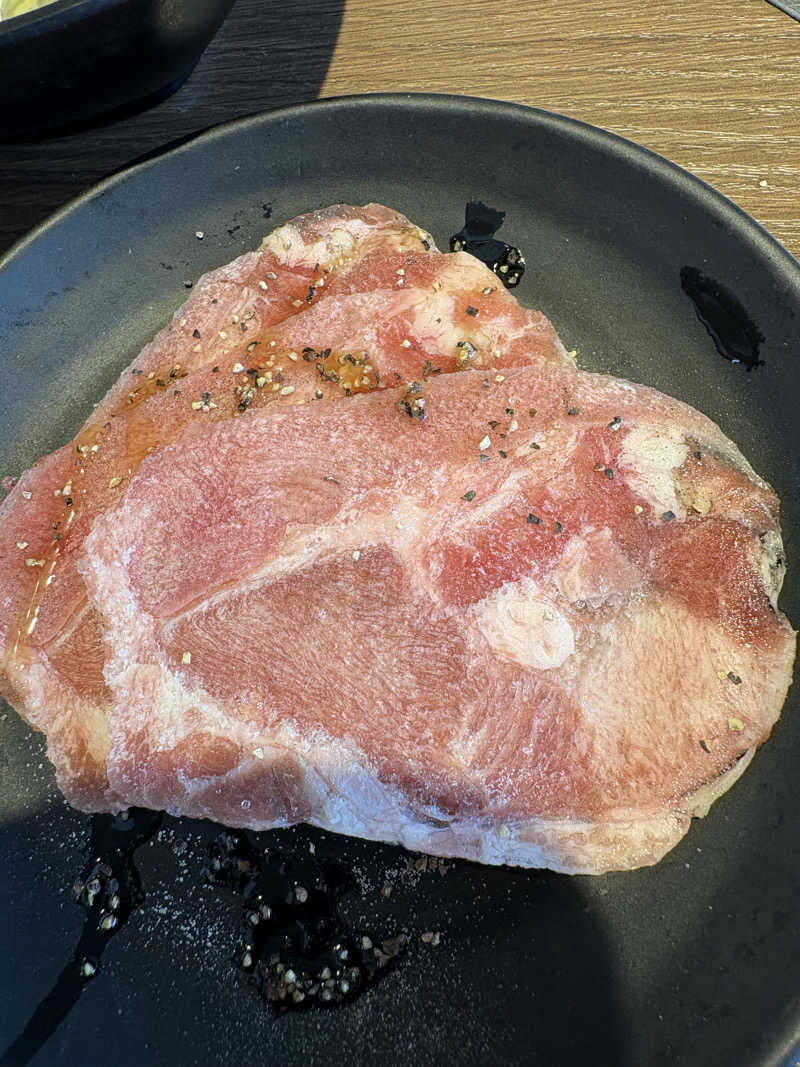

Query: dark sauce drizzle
<box><xmin>450</xmin><ymin>201</ymin><xmax>526</xmax><ymax>287</ymax></box>
<box><xmin>680</xmin><ymin>266</ymin><xmax>765</xmax><ymax>370</ymax></box>
<box><xmin>0</xmin><ymin>809</ymin><xmax>163</xmax><ymax>1067</ymax></box>
<box><xmin>203</xmin><ymin>829</ymin><xmax>408</xmax><ymax>1010</ymax></box>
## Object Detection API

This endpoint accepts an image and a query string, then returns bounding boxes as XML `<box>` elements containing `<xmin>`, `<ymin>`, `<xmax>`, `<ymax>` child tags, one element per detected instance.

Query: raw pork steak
<box><xmin>79</xmin><ymin>359</ymin><xmax>794</xmax><ymax>874</ymax></box>
<box><xmin>0</xmin><ymin>204</ymin><xmax>565</xmax><ymax>810</ymax></box>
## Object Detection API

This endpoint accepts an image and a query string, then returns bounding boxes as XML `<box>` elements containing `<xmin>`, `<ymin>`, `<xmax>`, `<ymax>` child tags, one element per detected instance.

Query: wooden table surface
<box><xmin>0</xmin><ymin>0</ymin><xmax>798</xmax><ymax>259</ymax></box>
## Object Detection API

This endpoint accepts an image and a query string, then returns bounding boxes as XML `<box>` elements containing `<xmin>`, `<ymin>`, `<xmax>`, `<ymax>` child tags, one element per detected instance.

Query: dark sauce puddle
<box><xmin>450</xmin><ymin>201</ymin><xmax>526</xmax><ymax>287</ymax></box>
<box><xmin>1</xmin><ymin>809</ymin><xmax>162</xmax><ymax>1067</ymax></box>
<box><xmin>680</xmin><ymin>266</ymin><xmax>765</xmax><ymax>369</ymax></box>
<box><xmin>2</xmin><ymin>814</ymin><xmax>410</xmax><ymax>1064</ymax></box>
<box><xmin>204</xmin><ymin>829</ymin><xmax>407</xmax><ymax>1010</ymax></box>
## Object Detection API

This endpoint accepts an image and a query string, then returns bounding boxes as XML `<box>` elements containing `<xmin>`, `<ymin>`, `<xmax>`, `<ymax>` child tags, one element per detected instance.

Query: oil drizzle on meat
<box><xmin>0</xmin><ymin>809</ymin><xmax>162</xmax><ymax>1067</ymax></box>
<box><xmin>680</xmin><ymin>267</ymin><xmax>765</xmax><ymax>370</ymax></box>
<box><xmin>450</xmin><ymin>202</ymin><xmax>526</xmax><ymax>288</ymax></box>
<box><xmin>203</xmin><ymin>830</ymin><xmax>408</xmax><ymax>1010</ymax></box>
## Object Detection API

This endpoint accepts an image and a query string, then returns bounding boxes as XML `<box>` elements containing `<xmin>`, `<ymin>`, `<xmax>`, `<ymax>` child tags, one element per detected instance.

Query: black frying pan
<box><xmin>0</xmin><ymin>95</ymin><xmax>798</xmax><ymax>1067</ymax></box>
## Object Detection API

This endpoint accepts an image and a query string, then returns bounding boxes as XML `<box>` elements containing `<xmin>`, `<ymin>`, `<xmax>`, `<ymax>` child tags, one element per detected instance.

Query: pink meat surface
<box><xmin>0</xmin><ymin>204</ymin><xmax>567</xmax><ymax>809</ymax></box>
<box><xmin>79</xmin><ymin>360</ymin><xmax>795</xmax><ymax>874</ymax></box>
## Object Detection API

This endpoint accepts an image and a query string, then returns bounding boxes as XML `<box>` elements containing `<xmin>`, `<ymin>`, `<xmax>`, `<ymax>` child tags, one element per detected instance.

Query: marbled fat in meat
<box><xmin>0</xmin><ymin>204</ymin><xmax>566</xmax><ymax>809</ymax></box>
<box><xmin>79</xmin><ymin>361</ymin><xmax>795</xmax><ymax>873</ymax></box>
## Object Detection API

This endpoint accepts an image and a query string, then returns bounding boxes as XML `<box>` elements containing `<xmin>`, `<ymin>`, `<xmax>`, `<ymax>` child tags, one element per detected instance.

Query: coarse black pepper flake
<box><xmin>555</xmin><ymin>521</ymin><xmax>563</xmax><ymax>533</ymax></box>
<box><xmin>488</xmin><ymin>420</ymin><xmax>499</xmax><ymax>429</ymax></box>
<box><xmin>727</xmin><ymin>671</ymin><xmax>742</xmax><ymax>685</ymax></box>
<box><xmin>694</xmin><ymin>450</ymin><xmax>703</xmax><ymax>460</ymax></box>
<box><xmin>604</xmin><ymin>468</ymin><xmax>614</xmax><ymax>479</ymax></box>
<box><xmin>422</xmin><ymin>360</ymin><xmax>441</xmax><ymax>378</ymax></box>
<box><xmin>65</xmin><ymin>497</ymin><xmax>73</xmax><ymax>507</ymax></box>
<box><xmin>462</xmin><ymin>490</ymin><xmax>477</xmax><ymax>502</ymax></box>
<box><xmin>526</xmin><ymin>513</ymin><xmax>541</xmax><ymax>525</ymax></box>
<box><xmin>212</xmin><ymin>365</ymin><xmax>220</xmax><ymax>373</ymax></box>
<box><xmin>529</xmin><ymin>407</ymin><xmax>537</xmax><ymax>417</ymax></box>
<box><xmin>567</xmin><ymin>407</ymin><xmax>581</xmax><ymax>416</ymax></box>
<box><xmin>499</xmin><ymin>450</ymin><xmax>508</xmax><ymax>458</ymax></box>
<box><xmin>184</xmin><ymin>280</ymin><xmax>193</xmax><ymax>288</ymax></box>
<box><xmin>482</xmin><ymin>379</ymin><xmax>490</xmax><ymax>389</ymax></box>
<box><xmin>608</xmin><ymin>416</ymin><xmax>622</xmax><ymax>431</ymax></box>
<box><xmin>192</xmin><ymin>329</ymin><xmax>201</xmax><ymax>339</ymax></box>
<box><xmin>505</xmin><ymin>408</ymin><xmax>515</xmax><ymax>415</ymax></box>
<box><xmin>700</xmin><ymin>739</ymin><xmax>712</xmax><ymax>753</ymax></box>
<box><xmin>466</xmin><ymin>305</ymin><xmax>479</xmax><ymax>317</ymax></box>
<box><xmin>662</xmin><ymin>510</ymin><xmax>676</xmax><ymax>522</ymax></box>
<box><xmin>529</xmin><ymin>441</ymin><xmax>540</xmax><ymax>450</ymax></box>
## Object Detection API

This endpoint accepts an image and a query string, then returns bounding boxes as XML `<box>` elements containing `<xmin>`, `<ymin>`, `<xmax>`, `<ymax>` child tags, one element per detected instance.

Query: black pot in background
<box><xmin>0</xmin><ymin>0</ymin><xmax>237</xmax><ymax>140</ymax></box>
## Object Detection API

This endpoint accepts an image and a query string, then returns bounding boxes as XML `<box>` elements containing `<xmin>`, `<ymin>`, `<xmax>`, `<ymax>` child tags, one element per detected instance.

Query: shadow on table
<box><xmin>0</xmin><ymin>0</ymin><xmax>346</xmax><ymax>255</ymax></box>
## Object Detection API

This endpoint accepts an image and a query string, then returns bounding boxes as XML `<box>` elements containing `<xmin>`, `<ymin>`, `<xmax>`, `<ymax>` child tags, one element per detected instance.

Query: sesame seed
<box><xmin>15</xmin><ymin>541</ymin><xmax>28</xmax><ymax>549</ymax></box>
<box><xmin>192</xmin><ymin>344</ymin><xmax>202</xmax><ymax>353</ymax></box>
<box><xmin>22</xmin><ymin>491</ymin><xmax>32</xmax><ymax>499</ymax></box>
<box><xmin>219</xmin><ymin>330</ymin><xmax>228</xmax><ymax>340</ymax></box>
<box><xmin>479</xmin><ymin>435</ymin><xmax>491</xmax><ymax>450</ymax></box>
<box><xmin>352</xmin><ymin>549</ymin><xmax>360</xmax><ymax>561</ymax></box>
<box><xmin>179</xmin><ymin>317</ymin><xmax>187</xmax><ymax>327</ymax></box>
<box><xmin>232</xmin><ymin>362</ymin><xmax>244</xmax><ymax>373</ymax></box>
<box><xmin>498</xmin><ymin>824</ymin><xmax>511</xmax><ymax>838</ymax></box>
<box><xmin>258</xmin><ymin>280</ymin><xmax>269</xmax><ymax>290</ymax></box>
<box><xmin>634</xmin><ymin>504</ymin><xmax>644</xmax><ymax>514</ymax></box>
<box><xmin>728</xmin><ymin>717</ymin><xmax>745</xmax><ymax>732</ymax></box>
<box><xmin>195</xmin><ymin>230</ymin><xmax>204</xmax><ymax>239</ymax></box>
<box><xmin>508</xmin><ymin>419</ymin><xmax>518</xmax><ymax>432</ymax></box>
<box><xmin>265</xmin><ymin>271</ymin><xmax>277</xmax><ymax>279</ymax></box>
<box><xmin>191</xmin><ymin>400</ymin><xmax>204</xmax><ymax>410</ymax></box>
<box><xmin>495</xmin><ymin>374</ymin><xmax>505</xmax><ymax>383</ymax></box>
<box><xmin>108</xmin><ymin>476</ymin><xmax>122</xmax><ymax>488</ymax></box>
<box><xmin>288</xmin><ymin>351</ymin><xmax>298</xmax><ymax>361</ymax></box>
<box><xmin>280</xmin><ymin>385</ymin><xmax>295</xmax><ymax>396</ymax></box>
<box><xmin>401</xmin><ymin>339</ymin><xmax>412</xmax><ymax>348</ymax></box>
<box><xmin>292</xmin><ymin>299</ymin><xmax>303</xmax><ymax>307</ymax></box>
<box><xmin>182</xmin><ymin>651</ymin><xmax>191</xmax><ymax>665</ymax></box>
<box><xmin>25</xmin><ymin>558</ymin><xmax>45</xmax><ymax>567</ymax></box>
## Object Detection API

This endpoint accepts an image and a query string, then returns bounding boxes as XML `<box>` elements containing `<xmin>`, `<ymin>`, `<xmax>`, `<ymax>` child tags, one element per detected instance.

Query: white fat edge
<box><xmin>263</xmin><ymin>218</ymin><xmax>416</xmax><ymax>272</ymax></box>
<box><xmin>756</xmin><ymin>528</ymin><xmax>786</xmax><ymax>609</ymax></box>
<box><xmin>618</xmin><ymin>423</ymin><xmax>689</xmax><ymax>516</ymax></box>
<box><xmin>262</xmin><ymin>222</ymin><xmax>356</xmax><ymax>269</ymax></box>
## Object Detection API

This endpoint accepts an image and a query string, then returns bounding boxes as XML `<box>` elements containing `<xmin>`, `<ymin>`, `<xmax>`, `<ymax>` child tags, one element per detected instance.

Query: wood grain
<box><xmin>0</xmin><ymin>0</ymin><xmax>798</xmax><ymax>259</ymax></box>
<box><xmin>322</xmin><ymin>0</ymin><xmax>800</xmax><ymax>256</ymax></box>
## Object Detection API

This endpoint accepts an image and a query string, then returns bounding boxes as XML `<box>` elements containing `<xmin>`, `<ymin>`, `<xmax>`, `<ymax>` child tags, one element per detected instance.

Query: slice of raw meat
<box><xmin>0</xmin><ymin>204</ymin><xmax>567</xmax><ymax>809</ymax></box>
<box><xmin>79</xmin><ymin>361</ymin><xmax>795</xmax><ymax>874</ymax></box>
